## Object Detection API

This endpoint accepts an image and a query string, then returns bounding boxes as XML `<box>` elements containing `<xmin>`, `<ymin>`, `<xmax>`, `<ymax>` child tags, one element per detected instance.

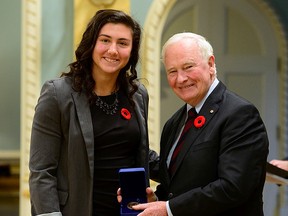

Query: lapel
<box><xmin>132</xmin><ymin>89</ymin><xmax>146</xmax><ymax>167</ymax></box>
<box><xmin>170</xmin><ymin>82</ymin><xmax>226</xmax><ymax>179</ymax></box>
<box><xmin>160</xmin><ymin>107</ymin><xmax>186</xmax><ymax>183</ymax></box>
<box><xmin>162</xmin><ymin>107</ymin><xmax>187</xmax><ymax>160</ymax></box>
<box><xmin>133</xmin><ymin>90</ymin><xmax>145</xmax><ymax>127</ymax></box>
<box><xmin>72</xmin><ymin>91</ymin><xmax>94</xmax><ymax>177</ymax></box>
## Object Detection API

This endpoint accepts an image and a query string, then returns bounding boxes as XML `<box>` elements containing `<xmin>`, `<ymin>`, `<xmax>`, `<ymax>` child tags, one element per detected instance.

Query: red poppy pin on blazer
<box><xmin>121</xmin><ymin>108</ymin><xmax>131</xmax><ymax>120</ymax></box>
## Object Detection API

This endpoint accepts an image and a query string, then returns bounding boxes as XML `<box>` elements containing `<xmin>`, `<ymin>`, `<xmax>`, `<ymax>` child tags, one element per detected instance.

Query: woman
<box><xmin>29</xmin><ymin>9</ymin><xmax>151</xmax><ymax>216</ymax></box>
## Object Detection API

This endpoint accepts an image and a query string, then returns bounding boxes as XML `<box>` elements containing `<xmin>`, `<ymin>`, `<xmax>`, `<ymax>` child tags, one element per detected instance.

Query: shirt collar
<box><xmin>187</xmin><ymin>78</ymin><xmax>219</xmax><ymax>113</ymax></box>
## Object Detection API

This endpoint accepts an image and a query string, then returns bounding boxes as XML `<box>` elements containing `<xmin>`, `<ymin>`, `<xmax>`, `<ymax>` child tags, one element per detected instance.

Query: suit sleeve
<box><xmin>169</xmin><ymin>103</ymin><xmax>269</xmax><ymax>215</ymax></box>
<box><xmin>29</xmin><ymin>80</ymin><xmax>62</xmax><ymax>215</ymax></box>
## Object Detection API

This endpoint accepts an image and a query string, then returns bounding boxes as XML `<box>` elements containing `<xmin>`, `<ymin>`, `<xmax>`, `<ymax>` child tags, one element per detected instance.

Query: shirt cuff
<box><xmin>166</xmin><ymin>201</ymin><xmax>173</xmax><ymax>216</ymax></box>
<box><xmin>37</xmin><ymin>212</ymin><xmax>62</xmax><ymax>216</ymax></box>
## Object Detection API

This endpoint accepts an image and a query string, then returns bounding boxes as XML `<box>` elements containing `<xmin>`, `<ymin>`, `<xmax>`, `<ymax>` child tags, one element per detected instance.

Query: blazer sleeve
<box><xmin>29</xmin><ymin>80</ymin><xmax>62</xmax><ymax>215</ymax></box>
<box><xmin>136</xmin><ymin>83</ymin><xmax>161</xmax><ymax>182</ymax></box>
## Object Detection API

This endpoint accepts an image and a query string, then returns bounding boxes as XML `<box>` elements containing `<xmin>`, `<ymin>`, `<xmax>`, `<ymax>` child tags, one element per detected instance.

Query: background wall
<box><xmin>41</xmin><ymin>0</ymin><xmax>74</xmax><ymax>83</ymax></box>
<box><xmin>266</xmin><ymin>0</ymin><xmax>288</xmax><ymax>33</ymax></box>
<box><xmin>130</xmin><ymin>0</ymin><xmax>152</xmax><ymax>27</ymax></box>
<box><xmin>0</xmin><ymin>0</ymin><xmax>21</xmax><ymax>152</ymax></box>
<box><xmin>0</xmin><ymin>0</ymin><xmax>74</xmax><ymax>153</ymax></box>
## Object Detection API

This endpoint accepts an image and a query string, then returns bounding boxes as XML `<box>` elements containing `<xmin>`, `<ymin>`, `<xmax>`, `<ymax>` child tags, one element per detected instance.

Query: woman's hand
<box><xmin>117</xmin><ymin>187</ymin><xmax>158</xmax><ymax>203</ymax></box>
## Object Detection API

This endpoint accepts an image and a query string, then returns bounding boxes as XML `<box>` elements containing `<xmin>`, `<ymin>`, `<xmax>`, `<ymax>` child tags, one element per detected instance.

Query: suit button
<box><xmin>168</xmin><ymin>193</ymin><xmax>173</xmax><ymax>199</ymax></box>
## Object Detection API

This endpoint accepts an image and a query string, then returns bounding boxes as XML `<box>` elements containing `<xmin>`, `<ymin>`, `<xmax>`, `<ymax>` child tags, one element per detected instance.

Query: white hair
<box><xmin>161</xmin><ymin>32</ymin><xmax>216</xmax><ymax>73</ymax></box>
<box><xmin>162</xmin><ymin>32</ymin><xmax>214</xmax><ymax>60</ymax></box>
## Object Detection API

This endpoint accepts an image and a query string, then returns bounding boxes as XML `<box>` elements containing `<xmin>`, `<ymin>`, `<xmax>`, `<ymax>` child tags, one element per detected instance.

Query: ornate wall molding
<box><xmin>141</xmin><ymin>0</ymin><xmax>176</xmax><ymax>151</ymax></box>
<box><xmin>90</xmin><ymin>0</ymin><xmax>115</xmax><ymax>6</ymax></box>
<box><xmin>251</xmin><ymin>0</ymin><xmax>287</xmax><ymax>157</ymax></box>
<box><xmin>20</xmin><ymin>0</ymin><xmax>41</xmax><ymax>215</ymax></box>
<box><xmin>250</xmin><ymin>0</ymin><xmax>288</xmax><ymax>210</ymax></box>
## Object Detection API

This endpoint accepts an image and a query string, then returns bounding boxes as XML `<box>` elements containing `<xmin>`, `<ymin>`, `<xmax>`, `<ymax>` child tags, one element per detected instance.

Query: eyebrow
<box><xmin>167</xmin><ymin>67</ymin><xmax>176</xmax><ymax>73</ymax></box>
<box><xmin>98</xmin><ymin>34</ymin><xmax>131</xmax><ymax>41</ymax></box>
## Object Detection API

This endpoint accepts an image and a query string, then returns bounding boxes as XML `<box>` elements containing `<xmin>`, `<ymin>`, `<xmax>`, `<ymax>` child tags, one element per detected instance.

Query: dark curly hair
<box><xmin>62</xmin><ymin>9</ymin><xmax>141</xmax><ymax>106</ymax></box>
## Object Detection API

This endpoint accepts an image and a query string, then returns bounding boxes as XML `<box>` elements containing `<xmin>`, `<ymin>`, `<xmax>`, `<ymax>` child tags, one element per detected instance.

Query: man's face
<box><xmin>164</xmin><ymin>39</ymin><xmax>216</xmax><ymax>106</ymax></box>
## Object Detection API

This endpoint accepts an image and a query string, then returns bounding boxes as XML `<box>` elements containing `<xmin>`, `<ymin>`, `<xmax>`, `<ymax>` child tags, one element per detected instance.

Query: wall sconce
<box><xmin>90</xmin><ymin>0</ymin><xmax>116</xmax><ymax>6</ymax></box>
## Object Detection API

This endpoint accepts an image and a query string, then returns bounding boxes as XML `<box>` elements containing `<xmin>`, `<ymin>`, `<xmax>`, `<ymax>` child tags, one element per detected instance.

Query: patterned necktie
<box><xmin>169</xmin><ymin>108</ymin><xmax>197</xmax><ymax>176</ymax></box>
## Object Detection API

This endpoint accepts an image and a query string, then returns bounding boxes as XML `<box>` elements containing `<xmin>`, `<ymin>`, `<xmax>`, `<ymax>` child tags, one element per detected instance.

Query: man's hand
<box><xmin>132</xmin><ymin>201</ymin><xmax>168</xmax><ymax>216</ymax></box>
<box><xmin>270</xmin><ymin>159</ymin><xmax>288</xmax><ymax>171</ymax></box>
<box><xmin>117</xmin><ymin>187</ymin><xmax>167</xmax><ymax>215</ymax></box>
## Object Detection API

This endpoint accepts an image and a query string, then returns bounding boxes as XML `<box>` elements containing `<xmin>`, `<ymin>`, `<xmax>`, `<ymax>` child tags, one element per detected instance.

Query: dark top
<box><xmin>91</xmin><ymin>89</ymin><xmax>140</xmax><ymax>216</ymax></box>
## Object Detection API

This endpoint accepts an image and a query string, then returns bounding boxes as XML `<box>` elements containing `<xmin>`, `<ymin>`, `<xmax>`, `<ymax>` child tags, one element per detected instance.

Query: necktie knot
<box><xmin>187</xmin><ymin>108</ymin><xmax>197</xmax><ymax>120</ymax></box>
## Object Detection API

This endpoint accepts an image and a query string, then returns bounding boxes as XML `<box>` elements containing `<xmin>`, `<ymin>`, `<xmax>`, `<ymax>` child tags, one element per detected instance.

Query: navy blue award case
<box><xmin>119</xmin><ymin>167</ymin><xmax>147</xmax><ymax>216</ymax></box>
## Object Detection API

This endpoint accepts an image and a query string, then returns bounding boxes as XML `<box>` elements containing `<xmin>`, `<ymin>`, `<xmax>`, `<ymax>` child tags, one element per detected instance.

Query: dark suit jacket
<box><xmin>29</xmin><ymin>77</ymin><xmax>150</xmax><ymax>216</ymax></box>
<box><xmin>156</xmin><ymin>81</ymin><xmax>269</xmax><ymax>216</ymax></box>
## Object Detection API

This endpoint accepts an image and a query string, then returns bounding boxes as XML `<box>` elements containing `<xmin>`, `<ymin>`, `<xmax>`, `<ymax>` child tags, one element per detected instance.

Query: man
<box><xmin>270</xmin><ymin>159</ymin><xmax>288</xmax><ymax>171</ymax></box>
<box><xmin>132</xmin><ymin>32</ymin><xmax>269</xmax><ymax>215</ymax></box>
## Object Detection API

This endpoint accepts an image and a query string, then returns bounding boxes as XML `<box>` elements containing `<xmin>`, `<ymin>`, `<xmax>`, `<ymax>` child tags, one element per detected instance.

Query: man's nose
<box><xmin>177</xmin><ymin>70</ymin><xmax>188</xmax><ymax>82</ymax></box>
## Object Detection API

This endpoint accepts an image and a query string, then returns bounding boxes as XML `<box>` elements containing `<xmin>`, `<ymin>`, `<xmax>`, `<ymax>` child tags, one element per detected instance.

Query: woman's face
<box><xmin>92</xmin><ymin>23</ymin><xmax>133</xmax><ymax>77</ymax></box>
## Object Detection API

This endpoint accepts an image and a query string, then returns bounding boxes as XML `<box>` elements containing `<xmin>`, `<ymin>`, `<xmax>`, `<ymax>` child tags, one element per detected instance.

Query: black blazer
<box><xmin>156</xmin><ymin>81</ymin><xmax>269</xmax><ymax>216</ymax></box>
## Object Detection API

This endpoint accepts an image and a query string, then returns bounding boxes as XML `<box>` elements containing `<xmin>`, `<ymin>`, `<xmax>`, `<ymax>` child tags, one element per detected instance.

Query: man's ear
<box><xmin>208</xmin><ymin>55</ymin><xmax>216</xmax><ymax>76</ymax></box>
<box><xmin>208</xmin><ymin>55</ymin><xmax>215</xmax><ymax>67</ymax></box>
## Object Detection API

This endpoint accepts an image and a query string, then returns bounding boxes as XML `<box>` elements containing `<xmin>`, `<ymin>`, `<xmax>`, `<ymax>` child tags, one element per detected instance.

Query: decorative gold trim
<box><xmin>20</xmin><ymin>0</ymin><xmax>41</xmax><ymax>215</ymax></box>
<box><xmin>250</xmin><ymin>0</ymin><xmax>288</xmax><ymax>211</ymax></box>
<box><xmin>90</xmin><ymin>0</ymin><xmax>115</xmax><ymax>6</ymax></box>
<box><xmin>141</xmin><ymin>0</ymin><xmax>176</xmax><ymax>152</ymax></box>
<box><xmin>250</xmin><ymin>0</ymin><xmax>287</xmax><ymax>161</ymax></box>
<box><xmin>0</xmin><ymin>151</ymin><xmax>20</xmax><ymax>160</ymax></box>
